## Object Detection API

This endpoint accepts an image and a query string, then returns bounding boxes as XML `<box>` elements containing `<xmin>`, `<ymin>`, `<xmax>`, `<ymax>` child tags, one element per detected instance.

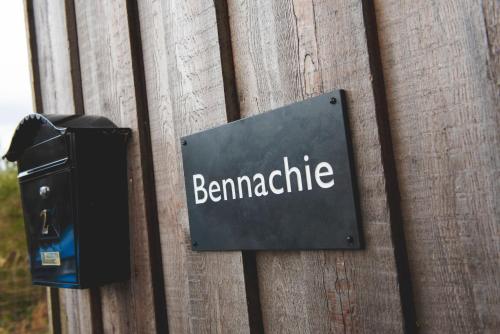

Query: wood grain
<box><xmin>135</xmin><ymin>0</ymin><xmax>251</xmax><ymax>332</ymax></box>
<box><xmin>47</xmin><ymin>288</ymin><xmax>61</xmax><ymax>334</ymax></box>
<box><xmin>57</xmin><ymin>288</ymin><xmax>102</xmax><ymax>334</ymax></box>
<box><xmin>26</xmin><ymin>0</ymin><xmax>500</xmax><ymax>332</ymax></box>
<box><xmin>25</xmin><ymin>1</ymin><xmax>101</xmax><ymax>333</ymax></box>
<box><xmin>31</xmin><ymin>0</ymin><xmax>82</xmax><ymax>115</ymax></box>
<box><xmin>23</xmin><ymin>0</ymin><xmax>43</xmax><ymax>116</ymax></box>
<box><xmin>375</xmin><ymin>0</ymin><xmax>500</xmax><ymax>332</ymax></box>
<box><xmin>227</xmin><ymin>0</ymin><xmax>412</xmax><ymax>332</ymax></box>
<box><xmin>73</xmin><ymin>0</ymin><xmax>167</xmax><ymax>332</ymax></box>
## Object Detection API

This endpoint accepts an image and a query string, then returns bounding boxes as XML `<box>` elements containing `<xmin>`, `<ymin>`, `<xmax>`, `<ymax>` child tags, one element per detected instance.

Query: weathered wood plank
<box><xmin>135</xmin><ymin>0</ymin><xmax>251</xmax><ymax>332</ymax></box>
<box><xmin>58</xmin><ymin>291</ymin><xmax>69</xmax><ymax>334</ymax></box>
<box><xmin>25</xmin><ymin>1</ymin><xmax>101</xmax><ymax>333</ymax></box>
<box><xmin>58</xmin><ymin>288</ymin><xmax>102</xmax><ymax>334</ymax></box>
<box><xmin>73</xmin><ymin>0</ymin><xmax>167</xmax><ymax>332</ymax></box>
<box><xmin>46</xmin><ymin>288</ymin><xmax>61</xmax><ymax>334</ymax></box>
<box><xmin>375</xmin><ymin>0</ymin><xmax>500</xmax><ymax>332</ymax></box>
<box><xmin>23</xmin><ymin>0</ymin><xmax>43</xmax><ymax>116</ymax></box>
<box><xmin>227</xmin><ymin>0</ymin><xmax>413</xmax><ymax>332</ymax></box>
<box><xmin>60</xmin><ymin>291</ymin><xmax>78</xmax><ymax>334</ymax></box>
<box><xmin>31</xmin><ymin>0</ymin><xmax>82</xmax><ymax>115</ymax></box>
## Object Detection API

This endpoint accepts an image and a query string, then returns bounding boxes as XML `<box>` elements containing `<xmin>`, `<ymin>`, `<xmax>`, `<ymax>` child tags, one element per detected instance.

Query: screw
<box><xmin>346</xmin><ymin>235</ymin><xmax>354</xmax><ymax>244</ymax></box>
<box><xmin>39</xmin><ymin>186</ymin><xmax>50</xmax><ymax>199</ymax></box>
<box><xmin>330</xmin><ymin>97</ymin><xmax>337</xmax><ymax>105</ymax></box>
<box><xmin>182</xmin><ymin>139</ymin><xmax>187</xmax><ymax>146</ymax></box>
<box><xmin>192</xmin><ymin>241</ymin><xmax>198</xmax><ymax>247</ymax></box>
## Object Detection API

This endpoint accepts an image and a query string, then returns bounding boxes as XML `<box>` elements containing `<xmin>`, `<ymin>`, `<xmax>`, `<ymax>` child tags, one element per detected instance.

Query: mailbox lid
<box><xmin>20</xmin><ymin>168</ymin><xmax>79</xmax><ymax>286</ymax></box>
<box><xmin>4</xmin><ymin>113</ymin><xmax>117</xmax><ymax>164</ymax></box>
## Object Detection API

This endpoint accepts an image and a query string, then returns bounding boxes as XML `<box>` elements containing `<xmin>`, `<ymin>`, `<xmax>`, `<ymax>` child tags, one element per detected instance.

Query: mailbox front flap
<box><xmin>20</xmin><ymin>169</ymin><xmax>79</xmax><ymax>285</ymax></box>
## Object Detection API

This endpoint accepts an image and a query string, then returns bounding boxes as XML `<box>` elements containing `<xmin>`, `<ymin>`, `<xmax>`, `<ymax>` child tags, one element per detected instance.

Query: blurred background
<box><xmin>0</xmin><ymin>2</ymin><xmax>49</xmax><ymax>334</ymax></box>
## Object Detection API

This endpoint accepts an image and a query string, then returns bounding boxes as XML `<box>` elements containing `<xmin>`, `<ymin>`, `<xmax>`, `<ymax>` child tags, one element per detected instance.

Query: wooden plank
<box><xmin>58</xmin><ymin>288</ymin><xmax>102</xmax><ymax>334</ymax></box>
<box><xmin>23</xmin><ymin>0</ymin><xmax>43</xmax><ymax>116</ymax></box>
<box><xmin>374</xmin><ymin>0</ymin><xmax>500</xmax><ymax>331</ymax></box>
<box><xmin>73</xmin><ymin>0</ymin><xmax>168</xmax><ymax>332</ymax></box>
<box><xmin>31</xmin><ymin>0</ymin><xmax>82</xmax><ymax>115</ymax></box>
<box><xmin>227</xmin><ymin>0</ymin><xmax>415</xmax><ymax>332</ymax></box>
<box><xmin>135</xmin><ymin>0</ymin><xmax>251</xmax><ymax>332</ymax></box>
<box><xmin>25</xmin><ymin>1</ymin><xmax>102</xmax><ymax>333</ymax></box>
<box><xmin>47</xmin><ymin>288</ymin><xmax>62</xmax><ymax>334</ymax></box>
<box><xmin>58</xmin><ymin>290</ymin><xmax>69</xmax><ymax>334</ymax></box>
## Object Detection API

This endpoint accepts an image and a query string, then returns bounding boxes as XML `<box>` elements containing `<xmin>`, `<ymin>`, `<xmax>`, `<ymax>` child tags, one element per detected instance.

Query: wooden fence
<box><xmin>23</xmin><ymin>0</ymin><xmax>499</xmax><ymax>333</ymax></box>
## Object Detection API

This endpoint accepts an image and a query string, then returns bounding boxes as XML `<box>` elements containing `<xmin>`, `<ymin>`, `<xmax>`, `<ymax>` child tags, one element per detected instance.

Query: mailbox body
<box><xmin>4</xmin><ymin>114</ymin><xmax>131</xmax><ymax>289</ymax></box>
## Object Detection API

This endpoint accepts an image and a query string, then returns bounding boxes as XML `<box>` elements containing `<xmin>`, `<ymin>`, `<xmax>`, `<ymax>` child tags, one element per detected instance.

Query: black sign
<box><xmin>181</xmin><ymin>90</ymin><xmax>362</xmax><ymax>251</ymax></box>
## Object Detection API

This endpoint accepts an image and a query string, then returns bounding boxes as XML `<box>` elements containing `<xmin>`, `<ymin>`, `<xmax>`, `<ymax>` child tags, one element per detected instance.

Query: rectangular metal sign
<box><xmin>181</xmin><ymin>90</ymin><xmax>362</xmax><ymax>250</ymax></box>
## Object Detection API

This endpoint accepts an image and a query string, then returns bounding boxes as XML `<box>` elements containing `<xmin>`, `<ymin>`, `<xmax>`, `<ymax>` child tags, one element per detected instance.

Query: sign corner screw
<box><xmin>182</xmin><ymin>139</ymin><xmax>187</xmax><ymax>146</ymax></box>
<box><xmin>346</xmin><ymin>235</ymin><xmax>354</xmax><ymax>244</ymax></box>
<box><xmin>192</xmin><ymin>241</ymin><xmax>198</xmax><ymax>247</ymax></box>
<box><xmin>330</xmin><ymin>97</ymin><xmax>337</xmax><ymax>105</ymax></box>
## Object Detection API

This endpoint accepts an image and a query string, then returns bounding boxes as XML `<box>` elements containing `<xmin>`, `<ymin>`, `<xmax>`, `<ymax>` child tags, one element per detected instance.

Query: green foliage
<box><xmin>0</xmin><ymin>166</ymin><xmax>25</xmax><ymax>256</ymax></box>
<box><xmin>0</xmin><ymin>166</ymin><xmax>48</xmax><ymax>334</ymax></box>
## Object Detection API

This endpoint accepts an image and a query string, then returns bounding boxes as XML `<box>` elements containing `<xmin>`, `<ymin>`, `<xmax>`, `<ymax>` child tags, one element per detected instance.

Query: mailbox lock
<box><xmin>39</xmin><ymin>186</ymin><xmax>50</xmax><ymax>199</ymax></box>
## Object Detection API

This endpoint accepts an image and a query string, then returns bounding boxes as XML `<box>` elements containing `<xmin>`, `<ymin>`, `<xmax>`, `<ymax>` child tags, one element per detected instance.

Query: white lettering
<box><xmin>237</xmin><ymin>176</ymin><xmax>253</xmax><ymax>198</ymax></box>
<box><xmin>284</xmin><ymin>157</ymin><xmax>303</xmax><ymax>192</ymax></box>
<box><xmin>315</xmin><ymin>162</ymin><xmax>334</xmax><ymax>188</ymax></box>
<box><xmin>269</xmin><ymin>170</ymin><xmax>284</xmax><ymax>194</ymax></box>
<box><xmin>193</xmin><ymin>156</ymin><xmax>336</xmax><ymax>204</ymax></box>
<box><xmin>193</xmin><ymin>174</ymin><xmax>208</xmax><ymax>204</ymax></box>
<box><xmin>222</xmin><ymin>178</ymin><xmax>236</xmax><ymax>200</ymax></box>
<box><xmin>253</xmin><ymin>173</ymin><xmax>269</xmax><ymax>197</ymax></box>
<box><xmin>304</xmin><ymin>155</ymin><xmax>312</xmax><ymax>190</ymax></box>
<box><xmin>209</xmin><ymin>181</ymin><xmax>222</xmax><ymax>202</ymax></box>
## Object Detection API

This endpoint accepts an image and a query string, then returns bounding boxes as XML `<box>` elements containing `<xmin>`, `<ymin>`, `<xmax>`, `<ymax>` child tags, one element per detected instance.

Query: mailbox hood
<box><xmin>3</xmin><ymin>114</ymin><xmax>119</xmax><ymax>162</ymax></box>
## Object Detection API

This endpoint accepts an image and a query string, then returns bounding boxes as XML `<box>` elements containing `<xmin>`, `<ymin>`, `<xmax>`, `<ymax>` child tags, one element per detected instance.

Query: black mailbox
<box><xmin>3</xmin><ymin>114</ymin><xmax>131</xmax><ymax>289</ymax></box>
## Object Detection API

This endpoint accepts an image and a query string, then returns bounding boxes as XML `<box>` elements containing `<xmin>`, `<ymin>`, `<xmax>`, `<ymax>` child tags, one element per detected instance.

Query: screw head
<box><xmin>181</xmin><ymin>139</ymin><xmax>187</xmax><ymax>146</ymax></box>
<box><xmin>346</xmin><ymin>235</ymin><xmax>354</xmax><ymax>244</ymax></box>
<box><xmin>39</xmin><ymin>186</ymin><xmax>50</xmax><ymax>199</ymax></box>
<box><xmin>330</xmin><ymin>97</ymin><xmax>337</xmax><ymax>105</ymax></box>
<box><xmin>192</xmin><ymin>241</ymin><xmax>198</xmax><ymax>247</ymax></box>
